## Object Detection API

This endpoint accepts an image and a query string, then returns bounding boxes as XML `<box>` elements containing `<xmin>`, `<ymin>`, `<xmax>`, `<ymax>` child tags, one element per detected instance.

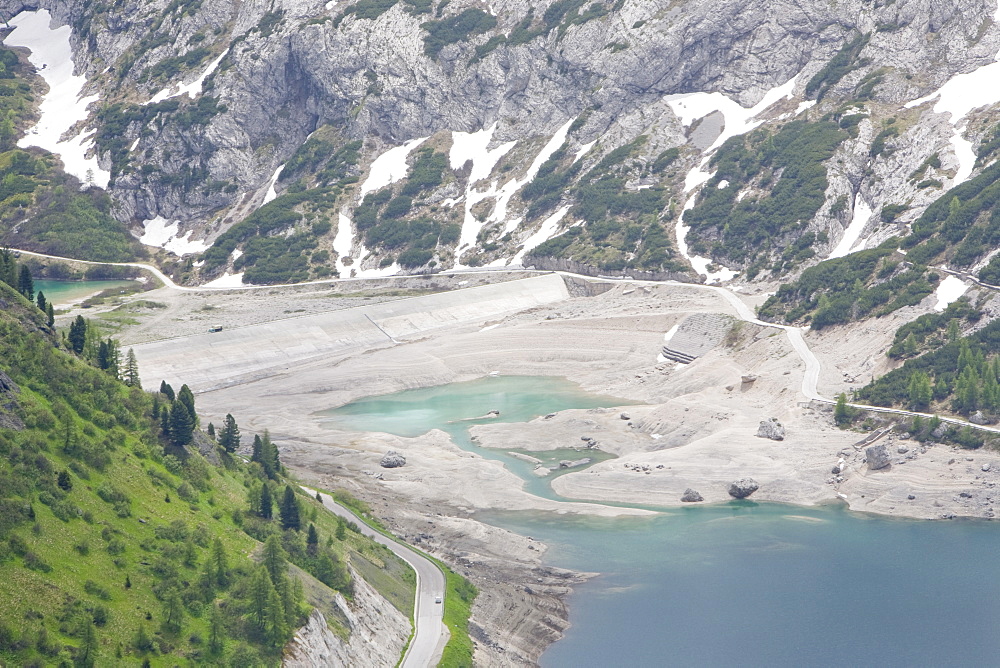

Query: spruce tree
<box><xmin>35</xmin><ymin>290</ymin><xmax>46</xmax><ymax>312</ymax></box>
<box><xmin>177</xmin><ymin>384</ymin><xmax>196</xmax><ymax>426</ymax></box>
<box><xmin>0</xmin><ymin>247</ymin><xmax>15</xmax><ymax>287</ymax></box>
<box><xmin>169</xmin><ymin>400</ymin><xmax>195</xmax><ymax>445</ymax></box>
<box><xmin>159</xmin><ymin>380</ymin><xmax>175</xmax><ymax>401</ymax></box>
<box><xmin>45</xmin><ymin>301</ymin><xmax>54</xmax><ymax>327</ymax></box>
<box><xmin>68</xmin><ymin>315</ymin><xmax>87</xmax><ymax>354</ymax></box>
<box><xmin>219</xmin><ymin>414</ymin><xmax>240</xmax><ymax>453</ymax></box>
<box><xmin>834</xmin><ymin>392</ymin><xmax>850</xmax><ymax>426</ymax></box>
<box><xmin>306</xmin><ymin>524</ymin><xmax>319</xmax><ymax>556</ymax></box>
<box><xmin>159</xmin><ymin>405</ymin><xmax>171</xmax><ymax>435</ymax></box>
<box><xmin>259</xmin><ymin>483</ymin><xmax>273</xmax><ymax>519</ymax></box>
<box><xmin>17</xmin><ymin>264</ymin><xmax>33</xmax><ymax>301</ymax></box>
<box><xmin>124</xmin><ymin>349</ymin><xmax>140</xmax><ymax>387</ymax></box>
<box><xmin>280</xmin><ymin>485</ymin><xmax>301</xmax><ymax>530</ymax></box>
<box><xmin>206</xmin><ymin>422</ymin><xmax>215</xmax><ymax>439</ymax></box>
<box><xmin>251</xmin><ymin>433</ymin><xmax>263</xmax><ymax>462</ymax></box>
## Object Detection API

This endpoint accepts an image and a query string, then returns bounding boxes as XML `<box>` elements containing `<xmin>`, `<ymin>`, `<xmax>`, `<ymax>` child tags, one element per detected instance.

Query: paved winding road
<box><xmin>301</xmin><ymin>487</ymin><xmax>448</xmax><ymax>668</ymax></box>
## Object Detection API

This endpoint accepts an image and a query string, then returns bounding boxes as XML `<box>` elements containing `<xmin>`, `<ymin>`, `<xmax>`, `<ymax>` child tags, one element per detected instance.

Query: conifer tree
<box><xmin>259</xmin><ymin>483</ymin><xmax>273</xmax><ymax>519</ymax></box>
<box><xmin>124</xmin><ymin>348</ymin><xmax>140</xmax><ymax>387</ymax></box>
<box><xmin>306</xmin><ymin>524</ymin><xmax>319</xmax><ymax>556</ymax></box>
<box><xmin>211</xmin><ymin>538</ymin><xmax>229</xmax><ymax>588</ymax></box>
<box><xmin>206</xmin><ymin>422</ymin><xmax>215</xmax><ymax>439</ymax></box>
<box><xmin>0</xmin><ymin>247</ymin><xmax>15</xmax><ymax>287</ymax></box>
<box><xmin>68</xmin><ymin>315</ymin><xmax>87</xmax><ymax>354</ymax></box>
<box><xmin>17</xmin><ymin>264</ymin><xmax>32</xmax><ymax>301</ymax></box>
<box><xmin>77</xmin><ymin>618</ymin><xmax>98</xmax><ymax>667</ymax></box>
<box><xmin>908</xmin><ymin>371</ymin><xmax>932</xmax><ymax>411</ymax></box>
<box><xmin>249</xmin><ymin>566</ymin><xmax>274</xmax><ymax>633</ymax></box>
<box><xmin>159</xmin><ymin>380</ymin><xmax>175</xmax><ymax>401</ymax></box>
<box><xmin>160</xmin><ymin>405</ymin><xmax>171</xmax><ymax>435</ymax></box>
<box><xmin>263</xmin><ymin>535</ymin><xmax>287</xmax><ymax>583</ymax></box>
<box><xmin>169</xmin><ymin>400</ymin><xmax>195</xmax><ymax>445</ymax></box>
<box><xmin>45</xmin><ymin>301</ymin><xmax>54</xmax><ymax>327</ymax></box>
<box><xmin>177</xmin><ymin>384</ymin><xmax>196</xmax><ymax>426</ymax></box>
<box><xmin>35</xmin><ymin>290</ymin><xmax>46</xmax><ymax>312</ymax></box>
<box><xmin>251</xmin><ymin>434</ymin><xmax>263</xmax><ymax>462</ymax></box>
<box><xmin>218</xmin><ymin>414</ymin><xmax>241</xmax><ymax>453</ymax></box>
<box><xmin>208</xmin><ymin>603</ymin><xmax>225</xmax><ymax>656</ymax></box>
<box><xmin>280</xmin><ymin>485</ymin><xmax>301</xmax><ymax>530</ymax></box>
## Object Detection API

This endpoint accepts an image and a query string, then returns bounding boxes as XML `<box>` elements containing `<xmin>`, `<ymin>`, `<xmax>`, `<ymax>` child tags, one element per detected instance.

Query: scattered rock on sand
<box><xmin>728</xmin><ymin>478</ymin><xmax>759</xmax><ymax>499</ymax></box>
<box><xmin>681</xmin><ymin>488</ymin><xmax>704</xmax><ymax>502</ymax></box>
<box><xmin>620</xmin><ymin>412</ymin><xmax>630</xmax><ymax>420</ymax></box>
<box><xmin>897</xmin><ymin>445</ymin><xmax>908</xmax><ymax>454</ymax></box>
<box><xmin>755</xmin><ymin>418</ymin><xmax>785</xmax><ymax>441</ymax></box>
<box><xmin>865</xmin><ymin>444</ymin><xmax>890</xmax><ymax>470</ymax></box>
<box><xmin>983</xmin><ymin>463</ymin><xmax>992</xmax><ymax>472</ymax></box>
<box><xmin>380</xmin><ymin>451</ymin><xmax>406</xmax><ymax>468</ymax></box>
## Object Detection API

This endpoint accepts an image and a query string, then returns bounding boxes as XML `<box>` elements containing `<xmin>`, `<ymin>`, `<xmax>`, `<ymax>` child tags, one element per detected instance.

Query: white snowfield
<box><xmin>934</xmin><ymin>274</ymin><xmax>969</xmax><ymax>311</ymax></box>
<box><xmin>904</xmin><ymin>16</ymin><xmax>1000</xmax><ymax>187</ymax></box>
<box><xmin>454</xmin><ymin>119</ymin><xmax>572</xmax><ymax>265</ymax></box>
<box><xmin>146</xmin><ymin>48</ymin><xmax>229</xmax><ymax>105</ymax></box>
<box><xmin>359</xmin><ymin>137</ymin><xmax>428</xmax><ymax>198</ymax></box>
<box><xmin>828</xmin><ymin>193</ymin><xmax>873</xmax><ymax>259</ymax></box>
<box><xmin>4</xmin><ymin>10</ymin><xmax>110</xmax><ymax>189</ymax></box>
<box><xmin>261</xmin><ymin>163</ymin><xmax>284</xmax><ymax>206</ymax></box>
<box><xmin>666</xmin><ymin>73</ymin><xmax>802</xmax><ymax>283</ymax></box>
<box><xmin>139</xmin><ymin>216</ymin><xmax>210</xmax><ymax>256</ymax></box>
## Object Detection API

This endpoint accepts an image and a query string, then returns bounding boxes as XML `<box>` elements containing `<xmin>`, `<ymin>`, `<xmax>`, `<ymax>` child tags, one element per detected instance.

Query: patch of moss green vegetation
<box><xmin>96</xmin><ymin>97</ymin><xmax>227</xmax><ymax>180</ymax></box>
<box><xmin>684</xmin><ymin>120</ymin><xmax>847</xmax><ymax>276</ymax></box>
<box><xmin>352</xmin><ymin>148</ymin><xmax>460</xmax><ymax>269</ymax></box>
<box><xmin>524</xmin><ymin>137</ymin><xmax>686</xmax><ymax>274</ymax></box>
<box><xmin>0</xmin><ymin>150</ymin><xmax>140</xmax><ymax>261</ymax></box>
<box><xmin>139</xmin><ymin>46</ymin><xmax>213</xmax><ymax>84</ymax></box>
<box><xmin>804</xmin><ymin>32</ymin><xmax>871</xmax><ymax>101</ymax></box>
<box><xmin>0</xmin><ymin>277</ymin><xmax>415</xmax><ymax>665</ymax></box>
<box><xmin>334</xmin><ymin>0</ymin><xmax>400</xmax><ymax>26</ymax></box>
<box><xmin>114</xmin><ymin>0</ymin><xmax>207</xmax><ymax>80</ymax></box>
<box><xmin>422</xmin><ymin>8</ymin><xmax>497</xmax><ymax>59</ymax></box>
<box><xmin>438</xmin><ymin>568</ymin><xmax>478</xmax><ymax>668</ymax></box>
<box><xmin>855</xmin><ymin>315</ymin><xmax>1000</xmax><ymax>440</ymax></box>
<box><xmin>757</xmin><ymin>241</ymin><xmax>936</xmax><ymax>328</ymax></box>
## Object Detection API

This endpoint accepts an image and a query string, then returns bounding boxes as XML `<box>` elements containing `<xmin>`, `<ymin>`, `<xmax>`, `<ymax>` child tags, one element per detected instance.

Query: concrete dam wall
<box><xmin>133</xmin><ymin>274</ymin><xmax>571</xmax><ymax>392</ymax></box>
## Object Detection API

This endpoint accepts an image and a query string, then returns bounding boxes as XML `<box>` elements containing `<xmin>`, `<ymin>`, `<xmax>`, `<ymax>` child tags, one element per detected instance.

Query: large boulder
<box><xmin>380</xmin><ymin>451</ymin><xmax>406</xmax><ymax>468</ymax></box>
<box><xmin>865</xmin><ymin>444</ymin><xmax>891</xmax><ymax>470</ymax></box>
<box><xmin>755</xmin><ymin>418</ymin><xmax>785</xmax><ymax>441</ymax></box>
<box><xmin>680</xmin><ymin>488</ymin><xmax>704</xmax><ymax>502</ymax></box>
<box><xmin>728</xmin><ymin>478</ymin><xmax>759</xmax><ymax>499</ymax></box>
<box><xmin>970</xmin><ymin>411</ymin><xmax>989</xmax><ymax>425</ymax></box>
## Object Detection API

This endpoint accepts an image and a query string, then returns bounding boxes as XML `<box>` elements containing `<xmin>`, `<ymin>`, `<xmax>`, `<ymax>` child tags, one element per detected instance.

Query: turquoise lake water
<box><xmin>320</xmin><ymin>376</ymin><xmax>1000</xmax><ymax>666</ymax></box>
<box><xmin>34</xmin><ymin>279</ymin><xmax>135</xmax><ymax>306</ymax></box>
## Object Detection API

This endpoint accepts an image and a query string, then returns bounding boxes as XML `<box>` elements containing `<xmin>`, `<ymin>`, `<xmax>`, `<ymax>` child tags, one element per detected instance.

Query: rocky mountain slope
<box><xmin>4</xmin><ymin>0</ymin><xmax>1000</xmax><ymax>290</ymax></box>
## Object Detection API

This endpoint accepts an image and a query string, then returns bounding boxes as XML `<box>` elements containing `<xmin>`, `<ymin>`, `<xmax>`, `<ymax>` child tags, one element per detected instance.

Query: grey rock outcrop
<box><xmin>0</xmin><ymin>371</ymin><xmax>23</xmax><ymax>431</ymax></box>
<box><xmin>380</xmin><ymin>451</ymin><xmax>406</xmax><ymax>468</ymax></box>
<box><xmin>970</xmin><ymin>411</ymin><xmax>989</xmax><ymax>425</ymax></box>
<box><xmin>866</xmin><ymin>443</ymin><xmax>891</xmax><ymax>470</ymax></box>
<box><xmin>728</xmin><ymin>478</ymin><xmax>759</xmax><ymax>499</ymax></box>
<box><xmin>681</xmin><ymin>488</ymin><xmax>704</xmax><ymax>502</ymax></box>
<box><xmin>755</xmin><ymin>417</ymin><xmax>785</xmax><ymax>441</ymax></box>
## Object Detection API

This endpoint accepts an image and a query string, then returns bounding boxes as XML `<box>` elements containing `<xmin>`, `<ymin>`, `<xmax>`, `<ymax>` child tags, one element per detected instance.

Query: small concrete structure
<box><xmin>661</xmin><ymin>312</ymin><xmax>732</xmax><ymax>364</ymax></box>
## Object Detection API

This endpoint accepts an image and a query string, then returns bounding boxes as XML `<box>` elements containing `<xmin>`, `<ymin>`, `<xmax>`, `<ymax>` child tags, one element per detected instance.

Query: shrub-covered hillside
<box><xmin>0</xmin><ymin>278</ymin><xmax>413</xmax><ymax>666</ymax></box>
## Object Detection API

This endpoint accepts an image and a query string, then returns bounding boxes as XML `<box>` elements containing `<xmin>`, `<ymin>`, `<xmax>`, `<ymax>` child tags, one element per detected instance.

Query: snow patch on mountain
<box><xmin>261</xmin><ymin>164</ymin><xmax>284</xmax><ymax>206</ymax></box>
<box><xmin>147</xmin><ymin>48</ymin><xmax>230</xmax><ymax>105</ymax></box>
<box><xmin>4</xmin><ymin>10</ymin><xmax>110</xmax><ymax>189</ymax></box>
<box><xmin>453</xmin><ymin>119</ymin><xmax>573</xmax><ymax>267</ymax></box>
<box><xmin>359</xmin><ymin>137</ymin><xmax>428</xmax><ymax>198</ymax></box>
<box><xmin>829</xmin><ymin>193</ymin><xmax>873</xmax><ymax>259</ymax></box>
<box><xmin>512</xmin><ymin>205</ymin><xmax>571</xmax><ymax>265</ymax></box>
<box><xmin>139</xmin><ymin>216</ymin><xmax>209</xmax><ymax>256</ymax></box>
<box><xmin>334</xmin><ymin>212</ymin><xmax>354</xmax><ymax>278</ymax></box>
<box><xmin>667</xmin><ymin>75</ymin><xmax>801</xmax><ymax>282</ymax></box>
<box><xmin>934</xmin><ymin>274</ymin><xmax>969</xmax><ymax>310</ymax></box>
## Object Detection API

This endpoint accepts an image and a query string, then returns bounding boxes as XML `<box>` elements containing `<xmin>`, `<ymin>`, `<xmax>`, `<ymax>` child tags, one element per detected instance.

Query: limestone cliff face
<box><xmin>3</xmin><ymin>0</ymin><xmax>1000</xmax><ymax>280</ymax></box>
<box><xmin>284</xmin><ymin>566</ymin><xmax>409</xmax><ymax>668</ymax></box>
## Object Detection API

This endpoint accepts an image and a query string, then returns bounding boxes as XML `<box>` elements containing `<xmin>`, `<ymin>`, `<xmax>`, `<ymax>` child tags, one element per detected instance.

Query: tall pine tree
<box><xmin>218</xmin><ymin>413</ymin><xmax>241</xmax><ymax>453</ymax></box>
<box><xmin>280</xmin><ymin>485</ymin><xmax>301</xmax><ymax>531</ymax></box>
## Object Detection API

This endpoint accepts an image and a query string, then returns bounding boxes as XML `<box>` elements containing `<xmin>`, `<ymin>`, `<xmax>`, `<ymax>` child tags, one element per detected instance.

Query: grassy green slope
<box><xmin>0</xmin><ymin>282</ymin><xmax>413</xmax><ymax>666</ymax></box>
